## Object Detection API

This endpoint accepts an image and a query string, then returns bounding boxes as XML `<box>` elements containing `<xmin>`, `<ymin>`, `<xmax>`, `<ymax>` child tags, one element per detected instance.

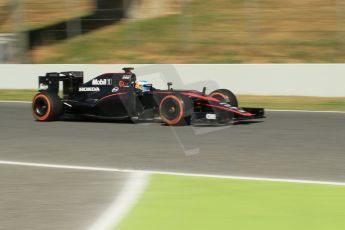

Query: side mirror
<box><xmin>167</xmin><ymin>82</ymin><xmax>173</xmax><ymax>90</ymax></box>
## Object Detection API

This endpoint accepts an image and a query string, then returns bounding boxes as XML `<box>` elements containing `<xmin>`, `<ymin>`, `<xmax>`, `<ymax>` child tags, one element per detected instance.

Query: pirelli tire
<box><xmin>159</xmin><ymin>94</ymin><xmax>192</xmax><ymax>126</ymax></box>
<box><xmin>32</xmin><ymin>92</ymin><xmax>63</xmax><ymax>121</ymax></box>
<box><xmin>209</xmin><ymin>89</ymin><xmax>238</xmax><ymax>107</ymax></box>
<box><xmin>209</xmin><ymin>89</ymin><xmax>238</xmax><ymax>124</ymax></box>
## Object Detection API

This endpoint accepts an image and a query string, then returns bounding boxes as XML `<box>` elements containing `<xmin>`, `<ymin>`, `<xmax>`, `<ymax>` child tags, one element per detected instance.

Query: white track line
<box><xmin>0</xmin><ymin>160</ymin><xmax>344</xmax><ymax>186</ymax></box>
<box><xmin>87</xmin><ymin>172</ymin><xmax>149</xmax><ymax>230</ymax></box>
<box><xmin>1</xmin><ymin>101</ymin><xmax>344</xmax><ymax>114</ymax></box>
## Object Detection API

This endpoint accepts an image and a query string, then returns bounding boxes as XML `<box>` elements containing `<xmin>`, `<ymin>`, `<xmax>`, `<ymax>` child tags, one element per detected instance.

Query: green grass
<box><xmin>31</xmin><ymin>0</ymin><xmax>345</xmax><ymax>63</ymax></box>
<box><xmin>0</xmin><ymin>89</ymin><xmax>36</xmax><ymax>101</ymax></box>
<box><xmin>238</xmin><ymin>95</ymin><xmax>345</xmax><ymax>111</ymax></box>
<box><xmin>0</xmin><ymin>90</ymin><xmax>344</xmax><ymax>111</ymax></box>
<box><xmin>116</xmin><ymin>175</ymin><xmax>345</xmax><ymax>230</ymax></box>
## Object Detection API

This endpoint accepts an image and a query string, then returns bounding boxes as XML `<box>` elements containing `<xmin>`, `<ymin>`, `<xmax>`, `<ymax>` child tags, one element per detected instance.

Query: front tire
<box><xmin>32</xmin><ymin>92</ymin><xmax>63</xmax><ymax>121</ymax></box>
<box><xmin>209</xmin><ymin>89</ymin><xmax>238</xmax><ymax>107</ymax></box>
<box><xmin>209</xmin><ymin>89</ymin><xmax>237</xmax><ymax>124</ymax></box>
<box><xmin>159</xmin><ymin>95</ymin><xmax>192</xmax><ymax>126</ymax></box>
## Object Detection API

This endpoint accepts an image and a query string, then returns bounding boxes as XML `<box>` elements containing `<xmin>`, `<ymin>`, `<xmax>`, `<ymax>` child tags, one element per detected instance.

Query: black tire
<box><xmin>209</xmin><ymin>89</ymin><xmax>238</xmax><ymax>107</ymax></box>
<box><xmin>216</xmin><ymin>110</ymin><xmax>234</xmax><ymax>124</ymax></box>
<box><xmin>209</xmin><ymin>89</ymin><xmax>238</xmax><ymax>124</ymax></box>
<box><xmin>159</xmin><ymin>94</ymin><xmax>192</xmax><ymax>126</ymax></box>
<box><xmin>32</xmin><ymin>92</ymin><xmax>63</xmax><ymax>121</ymax></box>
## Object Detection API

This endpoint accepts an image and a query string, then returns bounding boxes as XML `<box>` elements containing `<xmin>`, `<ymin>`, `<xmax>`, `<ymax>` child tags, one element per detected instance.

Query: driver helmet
<box><xmin>135</xmin><ymin>80</ymin><xmax>152</xmax><ymax>92</ymax></box>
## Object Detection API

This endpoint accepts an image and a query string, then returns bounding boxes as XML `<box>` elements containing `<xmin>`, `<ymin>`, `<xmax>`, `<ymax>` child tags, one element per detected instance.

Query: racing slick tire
<box><xmin>159</xmin><ymin>94</ymin><xmax>192</xmax><ymax>126</ymax></box>
<box><xmin>32</xmin><ymin>92</ymin><xmax>63</xmax><ymax>121</ymax></box>
<box><xmin>209</xmin><ymin>89</ymin><xmax>237</xmax><ymax>124</ymax></box>
<box><xmin>215</xmin><ymin>110</ymin><xmax>234</xmax><ymax>124</ymax></box>
<box><xmin>209</xmin><ymin>89</ymin><xmax>238</xmax><ymax>107</ymax></box>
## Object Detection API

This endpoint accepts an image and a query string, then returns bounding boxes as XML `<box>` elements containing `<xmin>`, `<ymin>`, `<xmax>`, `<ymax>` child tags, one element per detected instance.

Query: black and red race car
<box><xmin>32</xmin><ymin>67</ymin><xmax>264</xmax><ymax>125</ymax></box>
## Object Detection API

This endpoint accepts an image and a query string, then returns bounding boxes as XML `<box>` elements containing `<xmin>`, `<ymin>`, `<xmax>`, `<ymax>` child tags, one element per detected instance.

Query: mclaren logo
<box><xmin>92</xmin><ymin>79</ymin><xmax>112</xmax><ymax>86</ymax></box>
<box><xmin>79</xmin><ymin>87</ymin><xmax>100</xmax><ymax>92</ymax></box>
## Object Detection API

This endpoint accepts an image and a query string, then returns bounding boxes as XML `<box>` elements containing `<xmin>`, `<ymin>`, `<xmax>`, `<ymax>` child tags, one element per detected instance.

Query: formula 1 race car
<box><xmin>32</xmin><ymin>67</ymin><xmax>264</xmax><ymax>125</ymax></box>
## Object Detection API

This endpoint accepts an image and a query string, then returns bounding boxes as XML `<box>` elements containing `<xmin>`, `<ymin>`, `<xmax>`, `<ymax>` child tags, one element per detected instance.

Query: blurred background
<box><xmin>0</xmin><ymin>0</ymin><xmax>345</xmax><ymax>63</ymax></box>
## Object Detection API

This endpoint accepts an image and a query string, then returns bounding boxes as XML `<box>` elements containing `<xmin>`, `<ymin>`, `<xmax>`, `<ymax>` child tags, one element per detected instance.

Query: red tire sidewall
<box><xmin>210</xmin><ymin>92</ymin><xmax>229</xmax><ymax>102</ymax></box>
<box><xmin>32</xmin><ymin>94</ymin><xmax>52</xmax><ymax>121</ymax></box>
<box><xmin>159</xmin><ymin>95</ymin><xmax>184</xmax><ymax>125</ymax></box>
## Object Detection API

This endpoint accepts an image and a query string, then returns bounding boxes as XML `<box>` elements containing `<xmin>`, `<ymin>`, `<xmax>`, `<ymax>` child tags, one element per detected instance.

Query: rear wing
<box><xmin>39</xmin><ymin>72</ymin><xmax>84</xmax><ymax>99</ymax></box>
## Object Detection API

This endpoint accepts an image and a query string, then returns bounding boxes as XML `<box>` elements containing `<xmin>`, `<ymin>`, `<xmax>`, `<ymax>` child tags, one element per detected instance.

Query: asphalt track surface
<box><xmin>1</xmin><ymin>102</ymin><xmax>345</xmax><ymax>181</ymax></box>
<box><xmin>0</xmin><ymin>165</ymin><xmax>130</xmax><ymax>230</ymax></box>
<box><xmin>1</xmin><ymin>102</ymin><xmax>345</xmax><ymax>229</ymax></box>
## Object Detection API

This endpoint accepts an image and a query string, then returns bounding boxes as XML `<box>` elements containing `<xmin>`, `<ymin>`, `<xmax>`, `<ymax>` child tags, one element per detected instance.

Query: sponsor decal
<box><xmin>220</xmin><ymin>102</ymin><xmax>234</xmax><ymax>108</ymax></box>
<box><xmin>112</xmin><ymin>87</ymin><xmax>119</xmax><ymax>93</ymax></box>
<box><xmin>219</xmin><ymin>103</ymin><xmax>244</xmax><ymax>112</ymax></box>
<box><xmin>92</xmin><ymin>78</ymin><xmax>112</xmax><ymax>86</ymax></box>
<box><xmin>63</xmin><ymin>102</ymin><xmax>72</xmax><ymax>107</ymax></box>
<box><xmin>78</xmin><ymin>87</ymin><xmax>100</xmax><ymax>92</ymax></box>
<box><xmin>39</xmin><ymin>83</ymin><xmax>48</xmax><ymax>90</ymax></box>
<box><xmin>206</xmin><ymin>114</ymin><xmax>217</xmax><ymax>120</ymax></box>
<box><xmin>122</xmin><ymin>75</ymin><xmax>131</xmax><ymax>80</ymax></box>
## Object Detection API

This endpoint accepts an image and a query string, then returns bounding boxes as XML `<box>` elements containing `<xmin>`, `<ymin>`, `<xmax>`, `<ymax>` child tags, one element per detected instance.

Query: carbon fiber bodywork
<box><xmin>35</xmin><ymin>68</ymin><xmax>265</xmax><ymax>124</ymax></box>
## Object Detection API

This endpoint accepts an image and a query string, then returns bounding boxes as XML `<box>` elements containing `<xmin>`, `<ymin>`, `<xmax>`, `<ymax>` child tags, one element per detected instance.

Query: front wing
<box><xmin>205</xmin><ymin>100</ymin><xmax>265</xmax><ymax>119</ymax></box>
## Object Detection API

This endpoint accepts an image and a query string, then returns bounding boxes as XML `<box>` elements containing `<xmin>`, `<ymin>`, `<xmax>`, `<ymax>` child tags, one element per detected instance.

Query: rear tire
<box><xmin>159</xmin><ymin>95</ymin><xmax>192</xmax><ymax>126</ymax></box>
<box><xmin>32</xmin><ymin>92</ymin><xmax>63</xmax><ymax>121</ymax></box>
<box><xmin>209</xmin><ymin>89</ymin><xmax>237</xmax><ymax>124</ymax></box>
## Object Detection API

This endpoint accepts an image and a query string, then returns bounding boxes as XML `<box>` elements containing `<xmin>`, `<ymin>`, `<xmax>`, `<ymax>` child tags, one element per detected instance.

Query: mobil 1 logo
<box><xmin>92</xmin><ymin>78</ymin><xmax>112</xmax><ymax>86</ymax></box>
